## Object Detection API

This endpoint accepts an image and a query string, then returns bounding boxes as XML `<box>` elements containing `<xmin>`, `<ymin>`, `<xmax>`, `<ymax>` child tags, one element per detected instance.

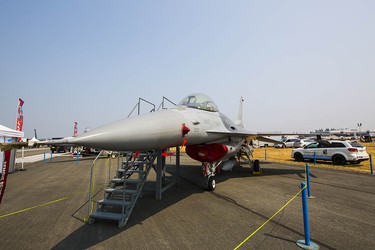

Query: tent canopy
<box><xmin>0</xmin><ymin>124</ymin><xmax>24</xmax><ymax>138</ymax></box>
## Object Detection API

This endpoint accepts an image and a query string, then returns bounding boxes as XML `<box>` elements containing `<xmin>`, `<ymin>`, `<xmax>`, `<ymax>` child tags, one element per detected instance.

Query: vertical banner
<box><xmin>16</xmin><ymin>98</ymin><xmax>25</xmax><ymax>141</ymax></box>
<box><xmin>0</xmin><ymin>150</ymin><xmax>11</xmax><ymax>204</ymax></box>
<box><xmin>73</xmin><ymin>122</ymin><xmax>78</xmax><ymax>137</ymax></box>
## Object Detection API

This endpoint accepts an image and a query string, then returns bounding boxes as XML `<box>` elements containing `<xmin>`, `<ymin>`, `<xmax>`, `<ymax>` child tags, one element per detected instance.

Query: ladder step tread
<box><xmin>104</xmin><ymin>188</ymin><xmax>137</xmax><ymax>195</ymax></box>
<box><xmin>98</xmin><ymin>199</ymin><xmax>132</xmax><ymax>206</ymax></box>
<box><xmin>90</xmin><ymin>211</ymin><xmax>123</xmax><ymax>221</ymax></box>
<box><xmin>117</xmin><ymin>169</ymin><xmax>146</xmax><ymax>174</ymax></box>
<box><xmin>123</xmin><ymin>160</ymin><xmax>145</xmax><ymax>165</ymax></box>
<box><xmin>111</xmin><ymin>178</ymin><xmax>143</xmax><ymax>184</ymax></box>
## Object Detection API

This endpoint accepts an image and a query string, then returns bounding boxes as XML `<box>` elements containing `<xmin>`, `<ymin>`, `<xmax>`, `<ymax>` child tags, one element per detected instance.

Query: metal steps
<box><xmin>88</xmin><ymin>151</ymin><xmax>158</xmax><ymax>228</ymax></box>
<box><xmin>89</xmin><ymin>211</ymin><xmax>123</xmax><ymax>221</ymax></box>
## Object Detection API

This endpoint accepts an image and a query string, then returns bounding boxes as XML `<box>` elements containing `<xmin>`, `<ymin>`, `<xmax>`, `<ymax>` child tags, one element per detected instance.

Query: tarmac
<box><xmin>0</xmin><ymin>149</ymin><xmax>374</xmax><ymax>250</ymax></box>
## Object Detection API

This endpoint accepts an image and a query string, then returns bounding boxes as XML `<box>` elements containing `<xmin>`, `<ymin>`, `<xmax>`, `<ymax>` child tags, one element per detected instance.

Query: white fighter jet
<box><xmin>3</xmin><ymin>93</ymin><xmax>282</xmax><ymax>190</ymax></box>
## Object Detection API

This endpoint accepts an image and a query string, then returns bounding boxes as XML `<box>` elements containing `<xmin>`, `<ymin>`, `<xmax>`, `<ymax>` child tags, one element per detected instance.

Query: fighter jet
<box><xmin>3</xmin><ymin>93</ymin><xmax>282</xmax><ymax>190</ymax></box>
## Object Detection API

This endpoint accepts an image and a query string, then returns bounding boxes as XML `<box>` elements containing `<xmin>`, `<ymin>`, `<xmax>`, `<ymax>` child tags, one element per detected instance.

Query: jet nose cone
<box><xmin>73</xmin><ymin>110</ymin><xmax>187</xmax><ymax>151</ymax></box>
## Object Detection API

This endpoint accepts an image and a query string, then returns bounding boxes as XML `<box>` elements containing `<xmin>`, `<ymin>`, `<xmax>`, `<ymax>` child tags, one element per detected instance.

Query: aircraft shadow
<box><xmin>52</xmin><ymin>165</ymin><xmax>205</xmax><ymax>249</ymax></box>
<box><xmin>52</xmin><ymin>163</ymin><xmax>306</xmax><ymax>249</ymax></box>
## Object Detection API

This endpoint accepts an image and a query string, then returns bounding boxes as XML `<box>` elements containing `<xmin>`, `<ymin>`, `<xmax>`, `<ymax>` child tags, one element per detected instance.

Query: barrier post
<box><xmin>305</xmin><ymin>164</ymin><xmax>315</xmax><ymax>199</ymax></box>
<box><xmin>313</xmin><ymin>152</ymin><xmax>316</xmax><ymax>166</ymax></box>
<box><xmin>43</xmin><ymin>153</ymin><xmax>46</xmax><ymax>165</ymax></box>
<box><xmin>76</xmin><ymin>152</ymin><xmax>79</xmax><ymax>165</ymax></box>
<box><xmin>264</xmin><ymin>148</ymin><xmax>267</xmax><ymax>161</ymax></box>
<box><xmin>305</xmin><ymin>164</ymin><xmax>311</xmax><ymax>197</ymax></box>
<box><xmin>50</xmin><ymin>151</ymin><xmax>52</xmax><ymax>162</ymax></box>
<box><xmin>21</xmin><ymin>146</ymin><xmax>24</xmax><ymax>170</ymax></box>
<box><xmin>296</xmin><ymin>182</ymin><xmax>319</xmax><ymax>249</ymax></box>
<box><xmin>370</xmin><ymin>155</ymin><xmax>373</xmax><ymax>175</ymax></box>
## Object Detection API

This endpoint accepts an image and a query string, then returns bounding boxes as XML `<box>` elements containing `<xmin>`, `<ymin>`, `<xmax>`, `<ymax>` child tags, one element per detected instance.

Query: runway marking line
<box><xmin>234</xmin><ymin>186</ymin><xmax>306</xmax><ymax>250</ymax></box>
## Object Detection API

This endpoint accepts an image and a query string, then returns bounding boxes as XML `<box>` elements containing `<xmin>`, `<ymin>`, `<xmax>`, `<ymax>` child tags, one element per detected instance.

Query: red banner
<box><xmin>0</xmin><ymin>150</ymin><xmax>11</xmax><ymax>204</ymax></box>
<box><xmin>16</xmin><ymin>98</ymin><xmax>24</xmax><ymax>133</ymax></box>
<box><xmin>73</xmin><ymin>122</ymin><xmax>78</xmax><ymax>137</ymax></box>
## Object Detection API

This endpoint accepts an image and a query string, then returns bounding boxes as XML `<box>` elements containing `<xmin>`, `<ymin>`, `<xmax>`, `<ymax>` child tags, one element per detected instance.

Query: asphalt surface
<box><xmin>0</xmin><ymin>152</ymin><xmax>374</xmax><ymax>250</ymax></box>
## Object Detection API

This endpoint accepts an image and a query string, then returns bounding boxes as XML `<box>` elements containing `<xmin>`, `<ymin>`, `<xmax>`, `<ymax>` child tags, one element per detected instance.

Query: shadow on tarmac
<box><xmin>51</xmin><ymin>163</ymin><xmax>316</xmax><ymax>249</ymax></box>
<box><xmin>52</xmin><ymin>165</ymin><xmax>205</xmax><ymax>249</ymax></box>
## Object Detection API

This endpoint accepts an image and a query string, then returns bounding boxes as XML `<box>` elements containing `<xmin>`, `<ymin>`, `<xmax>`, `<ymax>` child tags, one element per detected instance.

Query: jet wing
<box><xmin>205</xmin><ymin>130</ymin><xmax>283</xmax><ymax>144</ymax></box>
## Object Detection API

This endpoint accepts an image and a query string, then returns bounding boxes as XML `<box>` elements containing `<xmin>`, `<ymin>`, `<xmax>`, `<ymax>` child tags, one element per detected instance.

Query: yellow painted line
<box><xmin>0</xmin><ymin>197</ymin><xmax>68</xmax><ymax>219</ymax></box>
<box><xmin>0</xmin><ymin>182</ymin><xmax>108</xmax><ymax>220</ymax></box>
<box><xmin>234</xmin><ymin>186</ymin><xmax>306</xmax><ymax>250</ymax></box>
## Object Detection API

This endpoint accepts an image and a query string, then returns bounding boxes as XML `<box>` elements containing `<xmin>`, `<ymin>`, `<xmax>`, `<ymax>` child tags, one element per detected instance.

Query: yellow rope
<box><xmin>234</xmin><ymin>186</ymin><xmax>306</xmax><ymax>250</ymax></box>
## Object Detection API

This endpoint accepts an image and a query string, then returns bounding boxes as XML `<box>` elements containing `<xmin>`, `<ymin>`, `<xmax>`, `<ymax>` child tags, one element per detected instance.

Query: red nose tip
<box><xmin>182</xmin><ymin>123</ymin><xmax>190</xmax><ymax>137</ymax></box>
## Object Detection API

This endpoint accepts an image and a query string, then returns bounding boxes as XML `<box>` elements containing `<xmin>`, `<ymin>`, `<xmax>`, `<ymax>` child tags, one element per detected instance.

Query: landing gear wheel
<box><xmin>207</xmin><ymin>176</ymin><xmax>216</xmax><ymax>191</ymax></box>
<box><xmin>253</xmin><ymin>160</ymin><xmax>260</xmax><ymax>172</ymax></box>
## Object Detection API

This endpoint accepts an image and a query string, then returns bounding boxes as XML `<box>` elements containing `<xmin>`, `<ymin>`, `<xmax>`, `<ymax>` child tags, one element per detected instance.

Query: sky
<box><xmin>1</xmin><ymin>0</ymin><xmax>374</xmax><ymax>139</ymax></box>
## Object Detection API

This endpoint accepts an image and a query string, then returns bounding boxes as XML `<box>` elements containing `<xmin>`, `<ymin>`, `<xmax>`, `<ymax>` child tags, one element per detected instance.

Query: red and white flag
<box><xmin>73</xmin><ymin>122</ymin><xmax>78</xmax><ymax>137</ymax></box>
<box><xmin>16</xmin><ymin>98</ymin><xmax>24</xmax><ymax>133</ymax></box>
<box><xmin>0</xmin><ymin>151</ymin><xmax>11</xmax><ymax>204</ymax></box>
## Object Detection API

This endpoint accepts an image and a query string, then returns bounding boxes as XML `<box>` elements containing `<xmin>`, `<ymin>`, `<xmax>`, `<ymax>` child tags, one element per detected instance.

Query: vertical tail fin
<box><xmin>235</xmin><ymin>97</ymin><xmax>244</xmax><ymax>128</ymax></box>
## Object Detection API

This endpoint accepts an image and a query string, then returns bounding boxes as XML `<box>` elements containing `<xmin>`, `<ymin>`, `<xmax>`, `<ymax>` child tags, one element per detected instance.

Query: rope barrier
<box><xmin>0</xmin><ymin>197</ymin><xmax>68</xmax><ymax>219</ymax></box>
<box><xmin>234</xmin><ymin>186</ymin><xmax>306</xmax><ymax>250</ymax></box>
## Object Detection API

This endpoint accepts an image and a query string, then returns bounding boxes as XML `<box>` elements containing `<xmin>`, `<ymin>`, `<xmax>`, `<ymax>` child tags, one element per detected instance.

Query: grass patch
<box><xmin>252</xmin><ymin>143</ymin><xmax>375</xmax><ymax>173</ymax></box>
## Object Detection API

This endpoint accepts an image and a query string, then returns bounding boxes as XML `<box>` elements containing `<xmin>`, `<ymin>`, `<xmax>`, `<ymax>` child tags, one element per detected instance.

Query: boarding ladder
<box><xmin>88</xmin><ymin>151</ymin><xmax>158</xmax><ymax>228</ymax></box>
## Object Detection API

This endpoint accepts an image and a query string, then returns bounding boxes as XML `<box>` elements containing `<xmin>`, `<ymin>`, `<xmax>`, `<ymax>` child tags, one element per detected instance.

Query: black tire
<box><xmin>333</xmin><ymin>155</ymin><xmax>347</xmax><ymax>165</ymax></box>
<box><xmin>294</xmin><ymin>153</ymin><xmax>304</xmax><ymax>162</ymax></box>
<box><xmin>207</xmin><ymin>176</ymin><xmax>216</xmax><ymax>191</ymax></box>
<box><xmin>253</xmin><ymin>159</ymin><xmax>260</xmax><ymax>172</ymax></box>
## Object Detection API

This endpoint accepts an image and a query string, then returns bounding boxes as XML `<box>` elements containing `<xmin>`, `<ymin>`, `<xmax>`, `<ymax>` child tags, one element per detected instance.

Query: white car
<box><xmin>291</xmin><ymin>140</ymin><xmax>369</xmax><ymax>165</ymax></box>
<box><xmin>293</xmin><ymin>138</ymin><xmax>315</xmax><ymax>148</ymax></box>
<box><xmin>274</xmin><ymin>138</ymin><xmax>299</xmax><ymax>148</ymax></box>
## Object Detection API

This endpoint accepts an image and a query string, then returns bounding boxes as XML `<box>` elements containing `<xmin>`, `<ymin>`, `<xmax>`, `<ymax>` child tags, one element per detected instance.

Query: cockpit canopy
<box><xmin>178</xmin><ymin>93</ymin><xmax>218</xmax><ymax>112</ymax></box>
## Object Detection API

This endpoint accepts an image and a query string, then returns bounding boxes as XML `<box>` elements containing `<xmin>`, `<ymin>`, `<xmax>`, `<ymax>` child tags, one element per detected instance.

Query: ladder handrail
<box><xmin>127</xmin><ymin>98</ymin><xmax>156</xmax><ymax>117</ymax></box>
<box><xmin>88</xmin><ymin>150</ymin><xmax>104</xmax><ymax>217</ymax></box>
<box><xmin>120</xmin><ymin>151</ymin><xmax>158</xmax><ymax>227</ymax></box>
<box><xmin>157</xmin><ymin>96</ymin><xmax>177</xmax><ymax>110</ymax></box>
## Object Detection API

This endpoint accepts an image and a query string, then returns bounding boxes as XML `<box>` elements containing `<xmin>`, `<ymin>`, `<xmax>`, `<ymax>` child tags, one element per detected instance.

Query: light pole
<box><xmin>357</xmin><ymin>122</ymin><xmax>362</xmax><ymax>140</ymax></box>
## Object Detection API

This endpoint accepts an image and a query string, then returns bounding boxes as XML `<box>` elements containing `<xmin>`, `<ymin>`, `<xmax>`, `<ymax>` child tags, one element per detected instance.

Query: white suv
<box><xmin>291</xmin><ymin>140</ymin><xmax>369</xmax><ymax>165</ymax></box>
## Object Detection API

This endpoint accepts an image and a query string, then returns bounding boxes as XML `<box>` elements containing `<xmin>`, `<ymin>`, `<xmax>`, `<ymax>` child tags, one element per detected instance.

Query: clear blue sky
<box><xmin>1</xmin><ymin>0</ymin><xmax>374</xmax><ymax>138</ymax></box>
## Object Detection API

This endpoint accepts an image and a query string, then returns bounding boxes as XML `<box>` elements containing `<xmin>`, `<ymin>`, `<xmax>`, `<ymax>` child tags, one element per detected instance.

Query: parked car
<box><xmin>291</xmin><ymin>140</ymin><xmax>369</xmax><ymax>165</ymax></box>
<box><xmin>274</xmin><ymin>138</ymin><xmax>299</xmax><ymax>148</ymax></box>
<box><xmin>293</xmin><ymin>138</ymin><xmax>315</xmax><ymax>148</ymax></box>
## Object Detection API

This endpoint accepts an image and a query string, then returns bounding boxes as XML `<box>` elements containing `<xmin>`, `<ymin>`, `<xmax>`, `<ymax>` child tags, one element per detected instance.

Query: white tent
<box><xmin>0</xmin><ymin>124</ymin><xmax>24</xmax><ymax>138</ymax></box>
<box><xmin>0</xmin><ymin>124</ymin><xmax>24</xmax><ymax>174</ymax></box>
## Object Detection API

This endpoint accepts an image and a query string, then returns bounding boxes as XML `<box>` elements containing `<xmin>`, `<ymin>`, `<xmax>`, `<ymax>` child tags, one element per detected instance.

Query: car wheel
<box><xmin>333</xmin><ymin>155</ymin><xmax>347</xmax><ymax>165</ymax></box>
<box><xmin>294</xmin><ymin>153</ymin><xmax>304</xmax><ymax>162</ymax></box>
